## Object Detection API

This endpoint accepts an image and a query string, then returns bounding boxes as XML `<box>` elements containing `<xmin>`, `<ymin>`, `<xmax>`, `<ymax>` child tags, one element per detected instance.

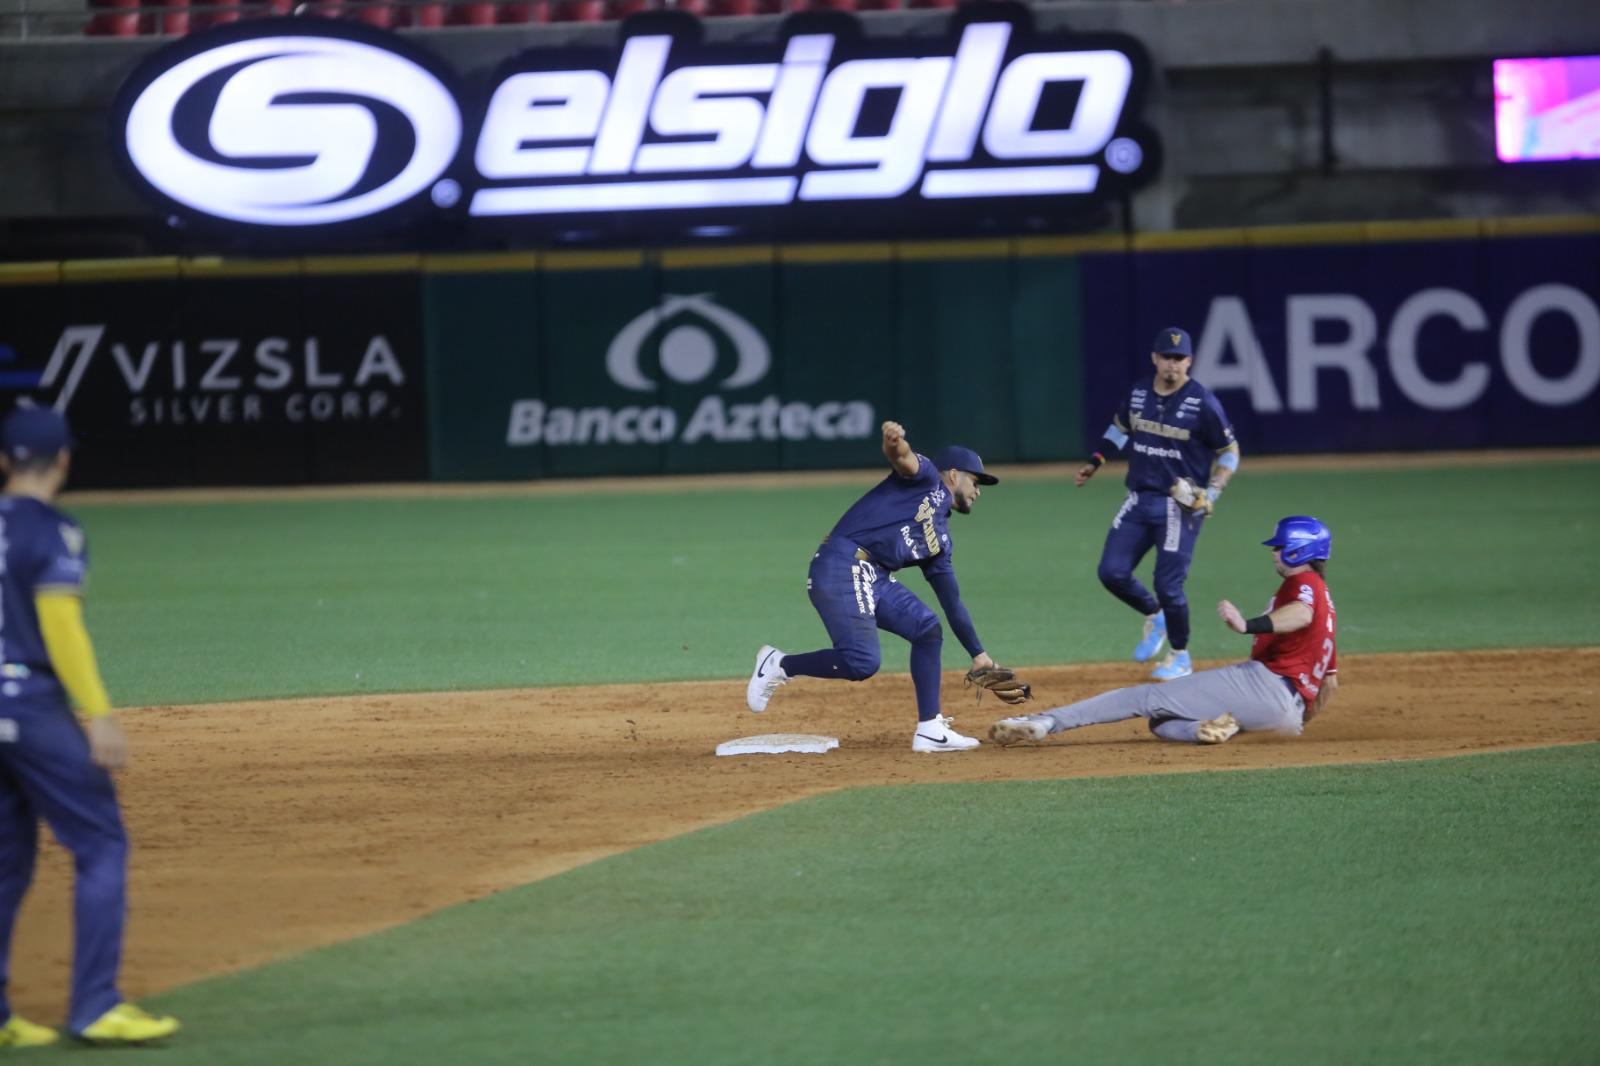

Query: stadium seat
<box><xmin>608</xmin><ymin>0</ymin><xmax>652</xmax><ymax>16</ymax></box>
<box><xmin>85</xmin><ymin>0</ymin><xmax>140</xmax><ymax>34</ymax></box>
<box><xmin>448</xmin><ymin>0</ymin><xmax>497</xmax><ymax>23</ymax></box>
<box><xmin>191</xmin><ymin>0</ymin><xmax>241</xmax><ymax>28</ymax></box>
<box><xmin>704</xmin><ymin>0</ymin><xmax>755</xmax><ymax>14</ymax></box>
<box><xmin>548</xmin><ymin>0</ymin><xmax>604</xmax><ymax>20</ymax></box>
<box><xmin>242</xmin><ymin>0</ymin><xmax>291</xmax><ymax>14</ymax></box>
<box><xmin>139</xmin><ymin>0</ymin><xmax>190</xmax><ymax>34</ymax></box>
<box><xmin>905</xmin><ymin>0</ymin><xmax>954</xmax><ymax>7</ymax></box>
<box><xmin>497</xmin><ymin>1</ymin><xmax>550</xmax><ymax>21</ymax></box>
<box><xmin>395</xmin><ymin>1</ymin><xmax>446</xmax><ymax>25</ymax></box>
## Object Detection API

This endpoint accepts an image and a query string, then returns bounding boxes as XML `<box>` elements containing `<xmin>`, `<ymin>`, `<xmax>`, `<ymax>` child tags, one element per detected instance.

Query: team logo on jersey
<box><xmin>606</xmin><ymin>295</ymin><xmax>768</xmax><ymax>393</ymax></box>
<box><xmin>59</xmin><ymin>524</ymin><xmax>86</xmax><ymax>558</ymax></box>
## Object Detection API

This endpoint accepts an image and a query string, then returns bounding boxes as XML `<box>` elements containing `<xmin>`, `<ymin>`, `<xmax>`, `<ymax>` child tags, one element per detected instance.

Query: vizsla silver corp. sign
<box><xmin>111</xmin><ymin>5</ymin><xmax>1159</xmax><ymax>239</ymax></box>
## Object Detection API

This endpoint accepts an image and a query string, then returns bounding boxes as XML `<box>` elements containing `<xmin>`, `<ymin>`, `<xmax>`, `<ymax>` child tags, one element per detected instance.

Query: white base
<box><xmin>715</xmin><ymin>733</ymin><xmax>840</xmax><ymax>756</ymax></box>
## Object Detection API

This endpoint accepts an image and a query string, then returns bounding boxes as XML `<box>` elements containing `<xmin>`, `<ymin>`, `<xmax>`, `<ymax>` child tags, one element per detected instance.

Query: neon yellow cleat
<box><xmin>76</xmin><ymin>1003</ymin><xmax>180</xmax><ymax>1045</ymax></box>
<box><xmin>0</xmin><ymin>1015</ymin><xmax>59</xmax><ymax>1048</ymax></box>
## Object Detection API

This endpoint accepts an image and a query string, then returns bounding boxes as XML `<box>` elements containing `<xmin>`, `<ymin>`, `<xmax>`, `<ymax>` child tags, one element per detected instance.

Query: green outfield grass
<box><xmin>35</xmin><ymin>744</ymin><xmax>1567</xmax><ymax>1066</ymax></box>
<box><xmin>73</xmin><ymin>459</ymin><xmax>1600</xmax><ymax>706</ymax></box>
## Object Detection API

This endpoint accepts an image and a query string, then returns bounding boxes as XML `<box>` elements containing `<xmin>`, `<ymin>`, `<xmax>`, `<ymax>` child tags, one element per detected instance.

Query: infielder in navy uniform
<box><xmin>1077</xmin><ymin>328</ymin><xmax>1240</xmax><ymax>681</ymax></box>
<box><xmin>0</xmin><ymin>408</ymin><xmax>179</xmax><ymax>1049</ymax></box>
<box><xmin>747</xmin><ymin>421</ymin><xmax>1024</xmax><ymax>752</ymax></box>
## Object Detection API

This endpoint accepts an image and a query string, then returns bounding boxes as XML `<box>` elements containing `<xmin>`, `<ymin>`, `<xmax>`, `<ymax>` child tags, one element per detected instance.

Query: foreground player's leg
<box><xmin>875</xmin><ymin>581</ymin><xmax>978</xmax><ymax>752</ymax></box>
<box><xmin>0</xmin><ymin>769</ymin><xmax>42</xmax><ymax>1038</ymax></box>
<box><xmin>750</xmin><ymin>549</ymin><xmax>881</xmax><ymax>711</ymax></box>
<box><xmin>1150</xmin><ymin>504</ymin><xmax>1203</xmax><ymax>681</ymax></box>
<box><xmin>994</xmin><ymin>663</ymin><xmax>1298</xmax><ymax>747</ymax></box>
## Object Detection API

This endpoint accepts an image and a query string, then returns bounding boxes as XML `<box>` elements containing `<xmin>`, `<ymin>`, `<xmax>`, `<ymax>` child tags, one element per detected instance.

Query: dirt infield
<box><xmin>12</xmin><ymin>647</ymin><xmax>1600</xmax><ymax>1019</ymax></box>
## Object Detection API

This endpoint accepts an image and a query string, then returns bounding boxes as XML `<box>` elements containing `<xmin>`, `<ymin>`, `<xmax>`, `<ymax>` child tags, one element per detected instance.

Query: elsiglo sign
<box><xmin>111</xmin><ymin>6</ymin><xmax>1158</xmax><ymax>236</ymax></box>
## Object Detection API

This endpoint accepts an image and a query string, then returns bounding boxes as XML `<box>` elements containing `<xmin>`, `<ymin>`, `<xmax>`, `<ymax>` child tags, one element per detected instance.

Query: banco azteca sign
<box><xmin>507</xmin><ymin>293</ymin><xmax>874</xmax><ymax>446</ymax></box>
<box><xmin>111</xmin><ymin>5</ymin><xmax>1158</xmax><ymax>239</ymax></box>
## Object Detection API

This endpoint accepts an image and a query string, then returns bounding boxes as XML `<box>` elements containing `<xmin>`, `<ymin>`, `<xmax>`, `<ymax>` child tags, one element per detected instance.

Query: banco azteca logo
<box><xmin>606</xmin><ymin>294</ymin><xmax>769</xmax><ymax>393</ymax></box>
<box><xmin>506</xmin><ymin>294</ymin><xmax>873</xmax><ymax>447</ymax></box>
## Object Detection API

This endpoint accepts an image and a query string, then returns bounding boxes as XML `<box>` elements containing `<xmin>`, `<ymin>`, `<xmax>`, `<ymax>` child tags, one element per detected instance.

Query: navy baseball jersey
<box><xmin>1114</xmin><ymin>376</ymin><xmax>1235</xmax><ymax>493</ymax></box>
<box><xmin>0</xmin><ymin>495</ymin><xmax>87</xmax><ymax>691</ymax></box>
<box><xmin>827</xmin><ymin>455</ymin><xmax>954</xmax><ymax>576</ymax></box>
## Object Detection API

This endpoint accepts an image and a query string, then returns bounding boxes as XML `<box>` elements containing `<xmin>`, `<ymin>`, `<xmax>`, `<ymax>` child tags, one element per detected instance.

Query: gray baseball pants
<box><xmin>1035</xmin><ymin>660</ymin><xmax>1305</xmax><ymax>743</ymax></box>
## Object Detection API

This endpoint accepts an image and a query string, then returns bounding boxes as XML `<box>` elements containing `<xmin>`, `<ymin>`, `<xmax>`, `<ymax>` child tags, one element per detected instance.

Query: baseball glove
<box><xmin>1170</xmin><ymin>477</ymin><xmax>1214</xmax><ymax>516</ymax></box>
<box><xmin>964</xmin><ymin>664</ymin><xmax>1034</xmax><ymax>706</ymax></box>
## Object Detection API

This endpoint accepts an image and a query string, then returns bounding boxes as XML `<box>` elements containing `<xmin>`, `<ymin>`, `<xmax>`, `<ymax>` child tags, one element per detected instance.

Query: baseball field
<box><xmin>10</xmin><ymin>450</ymin><xmax>1600</xmax><ymax>1064</ymax></box>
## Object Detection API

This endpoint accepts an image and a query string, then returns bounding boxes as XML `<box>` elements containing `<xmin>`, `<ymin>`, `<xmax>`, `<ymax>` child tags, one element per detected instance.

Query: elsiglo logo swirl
<box><xmin>120</xmin><ymin>29</ymin><xmax>461</xmax><ymax>226</ymax></box>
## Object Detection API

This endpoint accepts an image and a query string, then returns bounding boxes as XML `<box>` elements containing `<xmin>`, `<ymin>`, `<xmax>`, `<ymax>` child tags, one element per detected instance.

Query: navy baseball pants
<box><xmin>1097</xmin><ymin>490</ymin><xmax>1206</xmax><ymax>652</ymax></box>
<box><xmin>0</xmin><ymin>700</ymin><xmax>127</xmax><ymax>1033</ymax></box>
<box><xmin>781</xmin><ymin>543</ymin><xmax>944</xmax><ymax>722</ymax></box>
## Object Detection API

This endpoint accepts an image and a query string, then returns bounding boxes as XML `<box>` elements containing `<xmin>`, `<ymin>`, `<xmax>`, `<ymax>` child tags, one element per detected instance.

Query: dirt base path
<box><xmin>12</xmin><ymin>647</ymin><xmax>1599</xmax><ymax>1020</ymax></box>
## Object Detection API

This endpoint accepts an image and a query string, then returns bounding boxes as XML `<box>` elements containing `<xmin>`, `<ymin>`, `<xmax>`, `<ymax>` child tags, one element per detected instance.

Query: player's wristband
<box><xmin>1243</xmin><ymin>615</ymin><xmax>1274</xmax><ymax>634</ymax></box>
<box><xmin>1088</xmin><ymin>452</ymin><xmax>1106</xmax><ymax>470</ymax></box>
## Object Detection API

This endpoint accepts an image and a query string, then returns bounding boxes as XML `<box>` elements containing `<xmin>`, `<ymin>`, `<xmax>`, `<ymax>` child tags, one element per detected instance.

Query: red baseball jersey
<box><xmin>1250</xmin><ymin>571</ymin><xmax>1338</xmax><ymax>702</ymax></box>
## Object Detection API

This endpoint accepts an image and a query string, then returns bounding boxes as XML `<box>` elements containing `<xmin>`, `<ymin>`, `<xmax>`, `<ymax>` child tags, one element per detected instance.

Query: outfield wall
<box><xmin>1</xmin><ymin>217</ymin><xmax>1596</xmax><ymax>487</ymax></box>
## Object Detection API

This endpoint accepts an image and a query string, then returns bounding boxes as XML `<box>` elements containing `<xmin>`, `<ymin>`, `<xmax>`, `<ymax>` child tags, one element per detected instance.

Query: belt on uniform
<box><xmin>1281</xmin><ymin>675</ymin><xmax>1302</xmax><ymax>701</ymax></box>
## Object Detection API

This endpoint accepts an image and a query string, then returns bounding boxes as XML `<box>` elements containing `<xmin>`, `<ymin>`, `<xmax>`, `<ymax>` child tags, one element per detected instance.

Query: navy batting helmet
<box><xmin>1262</xmin><ymin>516</ymin><xmax>1332</xmax><ymax>566</ymax></box>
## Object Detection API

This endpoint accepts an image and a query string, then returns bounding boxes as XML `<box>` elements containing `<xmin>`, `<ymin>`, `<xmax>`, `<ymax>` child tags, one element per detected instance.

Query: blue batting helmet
<box><xmin>1262</xmin><ymin>515</ymin><xmax>1332</xmax><ymax>566</ymax></box>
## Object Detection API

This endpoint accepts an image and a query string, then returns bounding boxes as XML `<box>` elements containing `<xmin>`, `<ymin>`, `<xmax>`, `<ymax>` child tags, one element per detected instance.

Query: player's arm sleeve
<box><xmin>1094</xmin><ymin>406</ymin><xmax>1131</xmax><ymax>456</ymax></box>
<box><xmin>922</xmin><ymin>565</ymin><xmax>983</xmax><ymax>658</ymax></box>
<box><xmin>36</xmin><ymin>591</ymin><xmax>112</xmax><ymax>718</ymax></box>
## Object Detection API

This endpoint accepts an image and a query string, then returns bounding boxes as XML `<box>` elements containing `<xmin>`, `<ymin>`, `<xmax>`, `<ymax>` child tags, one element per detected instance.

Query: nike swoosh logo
<box><xmin>918</xmin><ymin>733</ymin><xmax>949</xmax><ymax>744</ymax></box>
<box><xmin>758</xmin><ymin>650</ymin><xmax>778</xmax><ymax>675</ymax></box>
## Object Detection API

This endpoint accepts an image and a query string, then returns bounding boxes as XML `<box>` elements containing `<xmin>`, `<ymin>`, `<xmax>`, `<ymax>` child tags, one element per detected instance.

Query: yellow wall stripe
<box><xmin>1362</xmin><ymin>218</ymin><xmax>1482</xmax><ymax>242</ymax></box>
<box><xmin>1014</xmin><ymin>234</ymin><xmax>1130</xmax><ymax>256</ymax></box>
<box><xmin>180</xmin><ymin>257</ymin><xmax>302</xmax><ymax>278</ymax></box>
<box><xmin>0</xmin><ymin>261</ymin><xmax>61</xmax><ymax>285</ymax></box>
<box><xmin>299</xmin><ymin>254</ymin><xmax>423</xmax><ymax>275</ymax></box>
<box><xmin>421</xmin><ymin>251</ymin><xmax>542</xmax><ymax>274</ymax></box>
<box><xmin>1482</xmin><ymin>215</ymin><xmax>1600</xmax><ymax>237</ymax></box>
<box><xmin>58</xmin><ymin>257</ymin><xmax>181</xmax><ymax>282</ymax></box>
<box><xmin>541</xmin><ymin>250</ymin><xmax>646</xmax><ymax>271</ymax></box>
<box><xmin>6</xmin><ymin>214</ymin><xmax>1598</xmax><ymax>282</ymax></box>
<box><xmin>658</xmin><ymin>246</ymin><xmax>775</xmax><ymax>269</ymax></box>
<box><xmin>897</xmin><ymin>239</ymin><xmax>1013</xmax><ymax>260</ymax></box>
<box><xmin>779</xmin><ymin>243</ymin><xmax>895</xmax><ymax>263</ymax></box>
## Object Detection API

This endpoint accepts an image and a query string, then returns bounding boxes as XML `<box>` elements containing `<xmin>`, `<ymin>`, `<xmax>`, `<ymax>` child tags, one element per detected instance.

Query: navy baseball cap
<box><xmin>933</xmin><ymin>445</ymin><xmax>998</xmax><ymax>485</ymax></box>
<box><xmin>2</xmin><ymin>407</ymin><xmax>74</xmax><ymax>461</ymax></box>
<box><xmin>1153</xmin><ymin>327</ymin><xmax>1193</xmax><ymax>358</ymax></box>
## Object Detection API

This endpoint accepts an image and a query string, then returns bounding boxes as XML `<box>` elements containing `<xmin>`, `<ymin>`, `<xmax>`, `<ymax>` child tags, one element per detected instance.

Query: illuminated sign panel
<box><xmin>112</xmin><ymin>7</ymin><xmax>1159</xmax><ymax>240</ymax></box>
<box><xmin>1494</xmin><ymin>55</ymin><xmax>1600</xmax><ymax>162</ymax></box>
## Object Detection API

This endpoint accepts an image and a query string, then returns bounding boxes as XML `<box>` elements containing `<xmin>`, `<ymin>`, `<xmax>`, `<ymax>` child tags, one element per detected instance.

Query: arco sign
<box><xmin>111</xmin><ymin>5</ymin><xmax>1159</xmax><ymax>240</ymax></box>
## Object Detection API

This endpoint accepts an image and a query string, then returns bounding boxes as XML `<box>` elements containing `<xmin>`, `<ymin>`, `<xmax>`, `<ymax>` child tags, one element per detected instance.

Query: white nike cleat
<box><xmin>1196</xmin><ymin>713</ymin><xmax>1240</xmax><ymax>745</ymax></box>
<box><xmin>912</xmin><ymin>713</ymin><xmax>981</xmax><ymax>752</ymax></box>
<box><xmin>988</xmin><ymin>715</ymin><xmax>1051</xmax><ymax>746</ymax></box>
<box><xmin>746</xmin><ymin>645</ymin><xmax>789</xmax><ymax>712</ymax></box>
